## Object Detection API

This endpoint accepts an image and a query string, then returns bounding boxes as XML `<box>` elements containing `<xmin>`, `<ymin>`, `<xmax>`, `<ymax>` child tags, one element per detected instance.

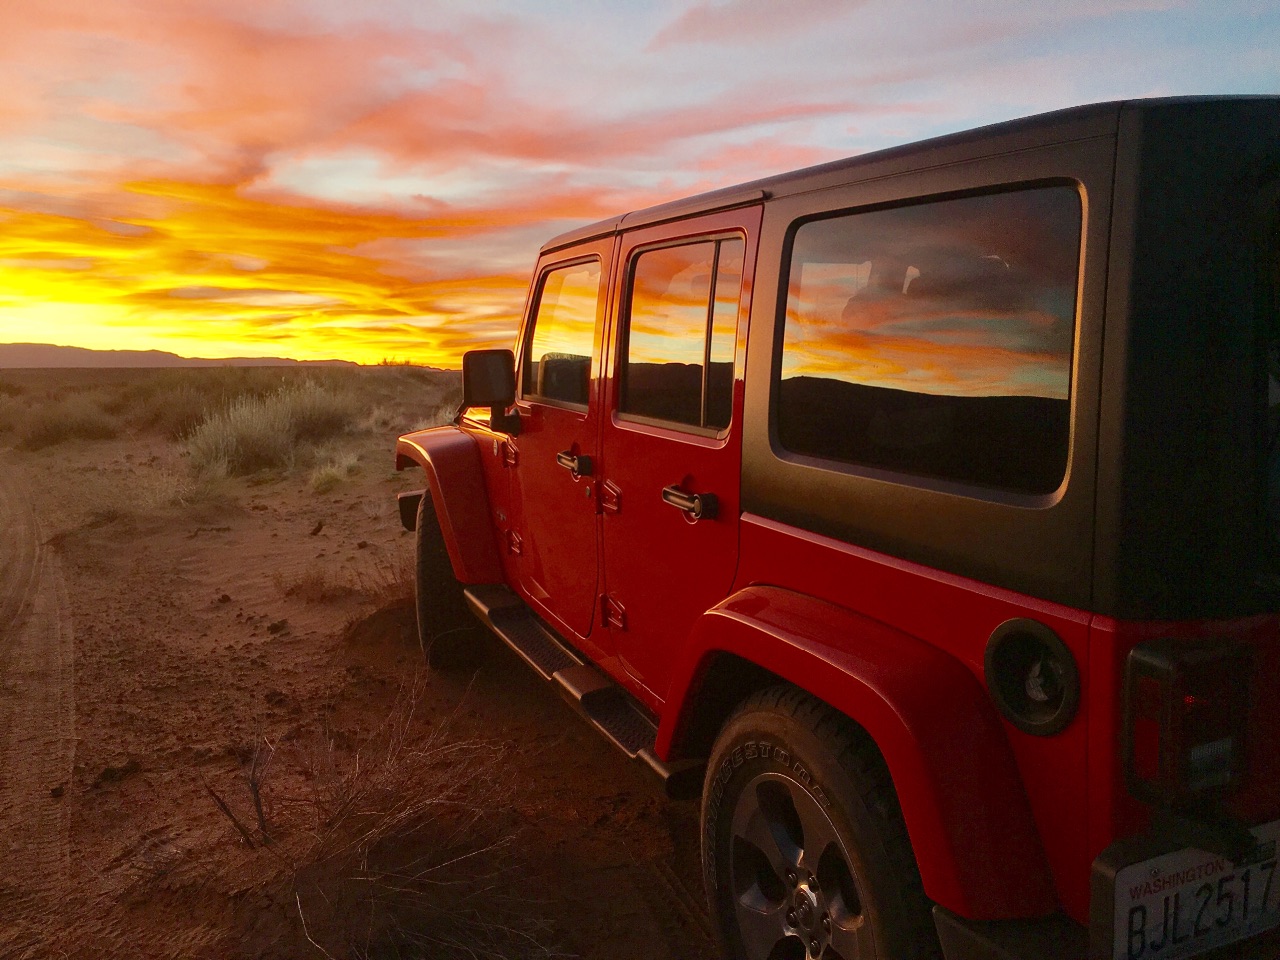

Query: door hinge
<box><xmin>502</xmin><ymin>440</ymin><xmax>519</xmax><ymax>467</ymax></box>
<box><xmin>506</xmin><ymin>529</ymin><xmax>523</xmax><ymax>555</ymax></box>
<box><xmin>601</xmin><ymin>594</ymin><xmax>626</xmax><ymax>631</ymax></box>
<box><xmin>601</xmin><ymin>479</ymin><xmax>622</xmax><ymax>514</ymax></box>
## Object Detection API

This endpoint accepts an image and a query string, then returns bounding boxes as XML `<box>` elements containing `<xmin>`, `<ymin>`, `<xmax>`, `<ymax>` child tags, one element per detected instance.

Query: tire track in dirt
<box><xmin>0</xmin><ymin>459</ymin><xmax>75</xmax><ymax>954</ymax></box>
<box><xmin>637</xmin><ymin>851</ymin><xmax>720</xmax><ymax>959</ymax></box>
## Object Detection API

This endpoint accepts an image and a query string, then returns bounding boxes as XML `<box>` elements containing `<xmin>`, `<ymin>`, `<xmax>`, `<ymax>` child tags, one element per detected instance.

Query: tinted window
<box><xmin>622</xmin><ymin>238</ymin><xmax>743</xmax><ymax>430</ymax></box>
<box><xmin>708</xmin><ymin>241</ymin><xmax>743</xmax><ymax>429</ymax></box>
<box><xmin>778</xmin><ymin>187</ymin><xmax>1081</xmax><ymax>494</ymax></box>
<box><xmin>523</xmin><ymin>260</ymin><xmax>600</xmax><ymax>406</ymax></box>
<box><xmin>1263</xmin><ymin>200</ymin><xmax>1280</xmax><ymax>541</ymax></box>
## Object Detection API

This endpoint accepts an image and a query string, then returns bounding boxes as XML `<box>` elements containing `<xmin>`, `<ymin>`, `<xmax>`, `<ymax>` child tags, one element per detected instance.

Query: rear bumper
<box><xmin>933</xmin><ymin>907</ymin><xmax>1085</xmax><ymax>960</ymax></box>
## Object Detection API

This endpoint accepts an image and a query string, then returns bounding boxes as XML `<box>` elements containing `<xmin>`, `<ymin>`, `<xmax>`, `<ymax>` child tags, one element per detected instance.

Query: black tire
<box><xmin>702</xmin><ymin>685</ymin><xmax>939</xmax><ymax>960</ymax></box>
<box><xmin>414</xmin><ymin>493</ymin><xmax>483</xmax><ymax>668</ymax></box>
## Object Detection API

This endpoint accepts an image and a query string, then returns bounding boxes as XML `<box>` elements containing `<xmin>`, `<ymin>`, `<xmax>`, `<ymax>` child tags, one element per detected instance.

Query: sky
<box><xmin>1</xmin><ymin>0</ymin><xmax>1277</xmax><ymax>367</ymax></box>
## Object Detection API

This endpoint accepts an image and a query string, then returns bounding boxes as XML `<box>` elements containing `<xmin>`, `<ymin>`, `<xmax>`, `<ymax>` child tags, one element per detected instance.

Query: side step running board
<box><xmin>464</xmin><ymin>584</ymin><xmax>703</xmax><ymax>799</ymax></box>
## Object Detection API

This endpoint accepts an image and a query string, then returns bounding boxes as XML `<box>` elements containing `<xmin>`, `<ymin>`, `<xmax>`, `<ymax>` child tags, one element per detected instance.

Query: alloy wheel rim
<box><xmin>728</xmin><ymin>772</ymin><xmax>875</xmax><ymax>960</ymax></box>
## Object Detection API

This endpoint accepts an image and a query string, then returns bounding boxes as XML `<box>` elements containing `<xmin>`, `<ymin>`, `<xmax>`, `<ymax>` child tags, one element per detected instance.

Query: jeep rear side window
<box><xmin>1263</xmin><ymin>196</ymin><xmax>1280</xmax><ymax>538</ymax></box>
<box><xmin>778</xmin><ymin>186</ymin><xmax>1081</xmax><ymax>495</ymax></box>
<box><xmin>523</xmin><ymin>259</ymin><xmax>601</xmax><ymax>407</ymax></box>
<box><xmin>621</xmin><ymin>237</ymin><xmax>744</xmax><ymax>430</ymax></box>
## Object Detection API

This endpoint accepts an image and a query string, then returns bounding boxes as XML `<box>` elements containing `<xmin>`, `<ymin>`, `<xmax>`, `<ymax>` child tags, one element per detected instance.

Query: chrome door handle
<box><xmin>556</xmin><ymin>450</ymin><xmax>593</xmax><ymax>477</ymax></box>
<box><xmin>661</xmin><ymin>484</ymin><xmax>718</xmax><ymax>520</ymax></box>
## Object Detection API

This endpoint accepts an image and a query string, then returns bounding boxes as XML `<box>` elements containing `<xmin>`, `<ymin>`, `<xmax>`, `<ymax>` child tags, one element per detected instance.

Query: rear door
<box><xmin>598</xmin><ymin>208</ymin><xmax>760</xmax><ymax>705</ymax></box>
<box><xmin>509</xmin><ymin>241</ymin><xmax>612</xmax><ymax>642</ymax></box>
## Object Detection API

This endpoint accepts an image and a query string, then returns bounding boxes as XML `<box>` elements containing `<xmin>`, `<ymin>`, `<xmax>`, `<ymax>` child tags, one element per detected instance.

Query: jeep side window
<box><xmin>778</xmin><ymin>186</ymin><xmax>1082</xmax><ymax>495</ymax></box>
<box><xmin>1263</xmin><ymin>197</ymin><xmax>1280</xmax><ymax>534</ymax></box>
<box><xmin>522</xmin><ymin>259</ymin><xmax>601</xmax><ymax>407</ymax></box>
<box><xmin>621</xmin><ymin>237</ymin><xmax>744</xmax><ymax>430</ymax></box>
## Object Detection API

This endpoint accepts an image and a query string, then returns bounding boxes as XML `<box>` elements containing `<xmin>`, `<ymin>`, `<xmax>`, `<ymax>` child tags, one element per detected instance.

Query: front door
<box><xmin>509</xmin><ymin>241</ymin><xmax>612</xmax><ymax>642</ymax></box>
<box><xmin>599</xmin><ymin>208</ymin><xmax>761</xmax><ymax>705</ymax></box>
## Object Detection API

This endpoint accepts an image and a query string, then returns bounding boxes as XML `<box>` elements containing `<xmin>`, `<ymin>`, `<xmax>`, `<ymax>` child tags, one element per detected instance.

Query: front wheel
<box><xmin>414</xmin><ymin>492</ymin><xmax>483</xmax><ymax>668</ymax></box>
<box><xmin>702</xmin><ymin>686</ymin><xmax>939</xmax><ymax>960</ymax></box>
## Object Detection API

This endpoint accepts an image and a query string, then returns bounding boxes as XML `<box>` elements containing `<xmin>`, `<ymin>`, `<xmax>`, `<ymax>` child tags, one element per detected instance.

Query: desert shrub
<box><xmin>411</xmin><ymin>398</ymin><xmax>460</xmax><ymax>432</ymax></box>
<box><xmin>138</xmin><ymin>383</ymin><xmax>211</xmax><ymax>439</ymax></box>
<box><xmin>284</xmin><ymin>380</ymin><xmax>361</xmax><ymax>443</ymax></box>
<box><xmin>105</xmin><ymin>368</ymin><xmax>295</xmax><ymax>437</ymax></box>
<box><xmin>18</xmin><ymin>394</ymin><xmax>120</xmax><ymax>450</ymax></box>
<box><xmin>0</xmin><ymin>395</ymin><xmax>23</xmax><ymax>435</ymax></box>
<box><xmin>309</xmin><ymin>453</ymin><xmax>359</xmax><ymax>493</ymax></box>
<box><xmin>186</xmin><ymin>379</ymin><xmax>359</xmax><ymax>477</ymax></box>
<box><xmin>0</xmin><ymin>378</ymin><xmax>22</xmax><ymax>397</ymax></box>
<box><xmin>187</xmin><ymin>392</ymin><xmax>293</xmax><ymax>475</ymax></box>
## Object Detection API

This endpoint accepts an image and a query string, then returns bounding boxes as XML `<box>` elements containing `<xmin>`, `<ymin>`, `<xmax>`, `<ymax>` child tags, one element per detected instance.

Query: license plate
<box><xmin>1113</xmin><ymin>819</ymin><xmax>1280</xmax><ymax>960</ymax></box>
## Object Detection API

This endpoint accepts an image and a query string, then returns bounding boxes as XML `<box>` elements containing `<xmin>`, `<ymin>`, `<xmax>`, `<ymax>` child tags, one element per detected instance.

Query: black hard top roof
<box><xmin>539</xmin><ymin>96</ymin><xmax>1277</xmax><ymax>254</ymax></box>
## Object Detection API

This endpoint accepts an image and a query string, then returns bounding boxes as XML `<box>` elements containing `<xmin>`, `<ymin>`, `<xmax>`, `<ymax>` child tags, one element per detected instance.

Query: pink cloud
<box><xmin>650</xmin><ymin>0</ymin><xmax>868</xmax><ymax>48</ymax></box>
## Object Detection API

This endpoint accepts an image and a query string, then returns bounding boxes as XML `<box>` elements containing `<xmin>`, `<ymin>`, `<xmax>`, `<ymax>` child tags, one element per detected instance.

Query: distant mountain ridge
<box><xmin>0</xmin><ymin>343</ymin><xmax>359</xmax><ymax>368</ymax></box>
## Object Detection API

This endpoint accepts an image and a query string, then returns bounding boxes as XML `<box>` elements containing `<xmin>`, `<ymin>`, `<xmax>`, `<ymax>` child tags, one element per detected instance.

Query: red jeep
<box><xmin>396</xmin><ymin>97</ymin><xmax>1280</xmax><ymax>960</ymax></box>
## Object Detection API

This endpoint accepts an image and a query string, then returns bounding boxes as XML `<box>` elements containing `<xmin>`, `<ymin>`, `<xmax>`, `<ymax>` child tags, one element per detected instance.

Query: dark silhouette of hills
<box><xmin>0</xmin><ymin>342</ymin><xmax>358</xmax><ymax>369</ymax></box>
<box><xmin>778</xmin><ymin>374</ymin><xmax>1068</xmax><ymax>495</ymax></box>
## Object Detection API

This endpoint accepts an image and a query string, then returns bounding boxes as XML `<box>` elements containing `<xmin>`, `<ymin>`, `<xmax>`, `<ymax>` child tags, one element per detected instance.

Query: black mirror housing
<box><xmin>462</xmin><ymin>349</ymin><xmax>516</xmax><ymax>408</ymax></box>
<box><xmin>461</xmin><ymin>349</ymin><xmax>520</xmax><ymax>434</ymax></box>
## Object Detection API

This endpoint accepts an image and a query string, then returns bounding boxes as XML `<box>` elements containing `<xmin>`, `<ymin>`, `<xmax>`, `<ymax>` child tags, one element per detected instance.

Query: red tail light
<box><xmin>1124</xmin><ymin>638</ymin><xmax>1252</xmax><ymax>808</ymax></box>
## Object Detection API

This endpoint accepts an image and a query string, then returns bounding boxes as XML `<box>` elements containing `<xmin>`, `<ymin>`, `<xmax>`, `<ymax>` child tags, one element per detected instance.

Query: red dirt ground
<box><xmin>0</xmin><ymin>370</ymin><xmax>718</xmax><ymax>960</ymax></box>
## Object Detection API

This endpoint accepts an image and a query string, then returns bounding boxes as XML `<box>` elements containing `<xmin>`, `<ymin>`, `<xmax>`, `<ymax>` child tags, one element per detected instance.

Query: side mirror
<box><xmin>461</xmin><ymin>348</ymin><xmax>520</xmax><ymax>434</ymax></box>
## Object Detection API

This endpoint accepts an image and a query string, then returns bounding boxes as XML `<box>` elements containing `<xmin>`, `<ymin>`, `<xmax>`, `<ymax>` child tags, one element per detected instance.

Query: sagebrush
<box><xmin>186</xmin><ymin>380</ymin><xmax>360</xmax><ymax>476</ymax></box>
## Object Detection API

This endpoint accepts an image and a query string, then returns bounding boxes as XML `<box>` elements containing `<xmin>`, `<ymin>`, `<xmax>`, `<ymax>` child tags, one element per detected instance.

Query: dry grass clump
<box><xmin>272</xmin><ymin>565</ymin><xmax>358</xmax><ymax>604</ymax></box>
<box><xmin>133</xmin><ymin>463</ymin><xmax>217</xmax><ymax>509</ymax></box>
<box><xmin>17</xmin><ymin>392</ymin><xmax>121</xmax><ymax>450</ymax></box>
<box><xmin>273</xmin><ymin>554</ymin><xmax>413</xmax><ymax>607</ymax></box>
<box><xmin>107</xmin><ymin>368</ymin><xmax>294</xmax><ymax>438</ymax></box>
<box><xmin>287</xmin><ymin>379</ymin><xmax>361</xmax><ymax>443</ymax></box>
<box><xmin>0</xmin><ymin>394</ymin><xmax>24</xmax><ymax>437</ymax></box>
<box><xmin>288</xmin><ymin>690</ymin><xmax>546</xmax><ymax>959</ymax></box>
<box><xmin>136</xmin><ymin>382</ymin><xmax>215</xmax><ymax>439</ymax></box>
<box><xmin>187</xmin><ymin>380</ymin><xmax>361</xmax><ymax>477</ymax></box>
<box><xmin>413</xmin><ymin>398</ymin><xmax>462</xmax><ymax>432</ymax></box>
<box><xmin>204</xmin><ymin>679</ymin><xmax>552</xmax><ymax>959</ymax></box>
<box><xmin>354</xmin><ymin>552</ymin><xmax>416</xmax><ymax>606</ymax></box>
<box><xmin>309</xmin><ymin>453</ymin><xmax>360</xmax><ymax>493</ymax></box>
<box><xmin>0</xmin><ymin>377</ymin><xmax>22</xmax><ymax>397</ymax></box>
<box><xmin>187</xmin><ymin>392</ymin><xmax>292</xmax><ymax>477</ymax></box>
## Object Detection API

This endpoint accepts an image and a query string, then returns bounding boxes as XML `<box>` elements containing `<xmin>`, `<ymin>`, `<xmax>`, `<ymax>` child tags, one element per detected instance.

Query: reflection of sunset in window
<box><xmin>628</xmin><ymin>243</ymin><xmax>716</xmax><ymax>365</ymax></box>
<box><xmin>710</xmin><ymin>242</ymin><xmax>743</xmax><ymax>368</ymax></box>
<box><xmin>621</xmin><ymin>238</ymin><xmax>744</xmax><ymax>430</ymax></box>
<box><xmin>778</xmin><ymin>187</ymin><xmax>1080</xmax><ymax>494</ymax></box>
<box><xmin>782</xmin><ymin>188</ymin><xmax>1080</xmax><ymax>400</ymax></box>
<box><xmin>529</xmin><ymin>262</ymin><xmax>600</xmax><ymax>362</ymax></box>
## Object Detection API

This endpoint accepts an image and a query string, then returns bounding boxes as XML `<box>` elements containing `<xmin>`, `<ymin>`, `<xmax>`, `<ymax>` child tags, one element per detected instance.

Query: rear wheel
<box><xmin>702</xmin><ymin>686</ymin><xmax>938</xmax><ymax>960</ymax></box>
<box><xmin>414</xmin><ymin>493</ymin><xmax>483</xmax><ymax>668</ymax></box>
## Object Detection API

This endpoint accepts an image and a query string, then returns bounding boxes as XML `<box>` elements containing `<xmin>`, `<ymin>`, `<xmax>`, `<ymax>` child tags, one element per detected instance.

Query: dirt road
<box><xmin>0</xmin><ymin>464</ymin><xmax>76</xmax><ymax>954</ymax></box>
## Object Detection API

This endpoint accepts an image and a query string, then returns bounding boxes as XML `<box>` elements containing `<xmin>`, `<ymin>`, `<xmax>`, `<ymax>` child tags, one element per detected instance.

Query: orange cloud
<box><xmin>0</xmin><ymin>178</ymin><xmax>545</xmax><ymax>365</ymax></box>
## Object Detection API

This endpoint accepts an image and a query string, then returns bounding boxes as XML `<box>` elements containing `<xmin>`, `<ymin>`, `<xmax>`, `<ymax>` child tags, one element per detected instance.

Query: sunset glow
<box><xmin>2</xmin><ymin>0</ymin><xmax>1277</xmax><ymax>366</ymax></box>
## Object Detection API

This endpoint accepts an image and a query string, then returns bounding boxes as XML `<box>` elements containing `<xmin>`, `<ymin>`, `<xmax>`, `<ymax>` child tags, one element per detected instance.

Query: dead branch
<box><xmin>202</xmin><ymin>777</ymin><xmax>256</xmax><ymax>849</ymax></box>
<box><xmin>249</xmin><ymin>736</ymin><xmax>277</xmax><ymax>845</ymax></box>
